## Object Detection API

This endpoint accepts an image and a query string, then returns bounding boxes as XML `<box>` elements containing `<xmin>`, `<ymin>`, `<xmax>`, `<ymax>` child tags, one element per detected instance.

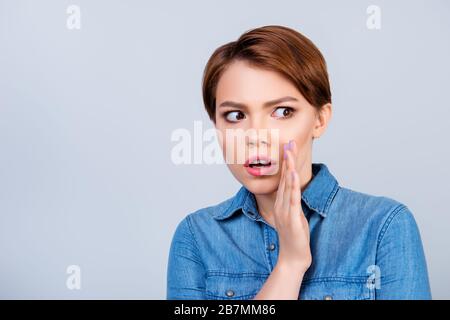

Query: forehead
<box><xmin>216</xmin><ymin>60</ymin><xmax>301</xmax><ymax>105</ymax></box>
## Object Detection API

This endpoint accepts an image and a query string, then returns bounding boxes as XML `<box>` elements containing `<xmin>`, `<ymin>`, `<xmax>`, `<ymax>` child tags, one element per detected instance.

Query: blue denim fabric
<box><xmin>167</xmin><ymin>163</ymin><xmax>431</xmax><ymax>300</ymax></box>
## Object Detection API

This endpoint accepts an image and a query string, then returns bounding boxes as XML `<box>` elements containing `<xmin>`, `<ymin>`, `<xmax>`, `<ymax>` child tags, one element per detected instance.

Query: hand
<box><xmin>273</xmin><ymin>140</ymin><xmax>312</xmax><ymax>274</ymax></box>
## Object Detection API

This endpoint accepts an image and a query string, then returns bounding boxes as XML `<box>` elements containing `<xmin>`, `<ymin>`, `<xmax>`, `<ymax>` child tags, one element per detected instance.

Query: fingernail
<box><xmin>283</xmin><ymin>143</ymin><xmax>288</xmax><ymax>159</ymax></box>
<box><xmin>288</xmin><ymin>140</ymin><xmax>294</xmax><ymax>150</ymax></box>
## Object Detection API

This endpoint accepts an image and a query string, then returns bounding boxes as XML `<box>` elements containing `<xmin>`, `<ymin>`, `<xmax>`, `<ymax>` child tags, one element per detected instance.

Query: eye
<box><xmin>223</xmin><ymin>111</ymin><xmax>245</xmax><ymax>123</ymax></box>
<box><xmin>272</xmin><ymin>106</ymin><xmax>295</xmax><ymax>119</ymax></box>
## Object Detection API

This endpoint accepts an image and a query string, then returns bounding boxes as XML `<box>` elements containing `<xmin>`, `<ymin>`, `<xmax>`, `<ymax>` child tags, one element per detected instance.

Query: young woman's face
<box><xmin>214</xmin><ymin>59</ymin><xmax>325</xmax><ymax>195</ymax></box>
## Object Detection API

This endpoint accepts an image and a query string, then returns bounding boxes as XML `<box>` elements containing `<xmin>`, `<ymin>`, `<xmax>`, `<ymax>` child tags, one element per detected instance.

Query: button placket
<box><xmin>262</xmin><ymin>224</ymin><xmax>279</xmax><ymax>271</ymax></box>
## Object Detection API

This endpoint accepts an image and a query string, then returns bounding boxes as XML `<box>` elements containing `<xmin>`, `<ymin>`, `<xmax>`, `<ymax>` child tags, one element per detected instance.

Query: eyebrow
<box><xmin>218</xmin><ymin>96</ymin><xmax>299</xmax><ymax>109</ymax></box>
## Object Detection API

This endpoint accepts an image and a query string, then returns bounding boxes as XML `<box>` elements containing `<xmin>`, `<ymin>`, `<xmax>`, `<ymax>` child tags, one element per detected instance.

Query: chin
<box><xmin>241</xmin><ymin>176</ymin><xmax>278</xmax><ymax>195</ymax></box>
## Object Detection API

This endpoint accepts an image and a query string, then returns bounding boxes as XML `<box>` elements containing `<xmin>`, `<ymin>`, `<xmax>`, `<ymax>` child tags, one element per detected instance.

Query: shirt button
<box><xmin>269</xmin><ymin>243</ymin><xmax>276</xmax><ymax>251</ymax></box>
<box><xmin>225</xmin><ymin>289</ymin><xmax>235</xmax><ymax>297</ymax></box>
<box><xmin>324</xmin><ymin>295</ymin><xmax>333</xmax><ymax>300</ymax></box>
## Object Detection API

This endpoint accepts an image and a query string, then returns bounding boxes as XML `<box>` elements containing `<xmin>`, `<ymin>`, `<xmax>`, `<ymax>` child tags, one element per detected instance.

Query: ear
<box><xmin>312</xmin><ymin>103</ymin><xmax>332</xmax><ymax>139</ymax></box>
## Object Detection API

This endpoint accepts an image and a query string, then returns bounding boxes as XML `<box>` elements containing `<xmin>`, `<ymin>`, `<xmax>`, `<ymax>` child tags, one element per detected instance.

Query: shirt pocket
<box><xmin>299</xmin><ymin>277</ymin><xmax>375</xmax><ymax>300</ymax></box>
<box><xmin>205</xmin><ymin>272</ymin><xmax>268</xmax><ymax>300</ymax></box>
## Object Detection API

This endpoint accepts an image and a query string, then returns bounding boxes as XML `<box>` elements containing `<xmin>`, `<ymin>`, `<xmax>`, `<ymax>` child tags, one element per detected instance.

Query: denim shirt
<box><xmin>167</xmin><ymin>163</ymin><xmax>431</xmax><ymax>300</ymax></box>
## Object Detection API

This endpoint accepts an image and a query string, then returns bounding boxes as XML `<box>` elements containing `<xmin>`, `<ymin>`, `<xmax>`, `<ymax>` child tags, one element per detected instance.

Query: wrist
<box><xmin>275</xmin><ymin>259</ymin><xmax>308</xmax><ymax>279</ymax></box>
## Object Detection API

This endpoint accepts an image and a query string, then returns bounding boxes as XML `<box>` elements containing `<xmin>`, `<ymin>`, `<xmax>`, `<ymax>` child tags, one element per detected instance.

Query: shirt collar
<box><xmin>212</xmin><ymin>163</ymin><xmax>339</xmax><ymax>220</ymax></box>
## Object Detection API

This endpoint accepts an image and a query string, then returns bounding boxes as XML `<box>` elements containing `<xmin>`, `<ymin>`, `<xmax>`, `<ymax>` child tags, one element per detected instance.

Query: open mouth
<box><xmin>244</xmin><ymin>155</ymin><xmax>276</xmax><ymax>176</ymax></box>
<box><xmin>248</xmin><ymin>160</ymin><xmax>272</xmax><ymax>168</ymax></box>
<box><xmin>244</xmin><ymin>155</ymin><xmax>274</xmax><ymax>167</ymax></box>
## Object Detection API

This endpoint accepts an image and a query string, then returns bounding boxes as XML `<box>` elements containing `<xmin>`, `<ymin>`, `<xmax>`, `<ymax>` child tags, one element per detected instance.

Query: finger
<box><xmin>277</xmin><ymin>142</ymin><xmax>290</xmax><ymax>200</ymax></box>
<box><xmin>289</xmin><ymin>140</ymin><xmax>299</xmax><ymax>175</ymax></box>
<box><xmin>288</xmin><ymin>140</ymin><xmax>302</xmax><ymax>198</ymax></box>
<box><xmin>289</xmin><ymin>139</ymin><xmax>297</xmax><ymax>156</ymax></box>
<box><xmin>287</xmin><ymin>141</ymin><xmax>296</xmax><ymax>172</ymax></box>
<box><xmin>282</xmin><ymin>149</ymin><xmax>294</xmax><ymax>217</ymax></box>
<box><xmin>274</xmin><ymin>145</ymin><xmax>287</xmax><ymax>210</ymax></box>
<box><xmin>290</xmin><ymin>170</ymin><xmax>301</xmax><ymax>217</ymax></box>
<box><xmin>274</xmin><ymin>156</ymin><xmax>286</xmax><ymax>210</ymax></box>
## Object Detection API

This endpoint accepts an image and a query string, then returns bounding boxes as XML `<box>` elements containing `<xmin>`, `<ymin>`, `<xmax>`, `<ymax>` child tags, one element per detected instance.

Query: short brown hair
<box><xmin>202</xmin><ymin>25</ymin><xmax>331</xmax><ymax>123</ymax></box>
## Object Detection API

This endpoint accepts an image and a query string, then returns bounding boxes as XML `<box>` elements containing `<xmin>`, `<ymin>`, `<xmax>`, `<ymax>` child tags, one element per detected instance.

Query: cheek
<box><xmin>216</xmin><ymin>128</ymin><xmax>247</xmax><ymax>165</ymax></box>
<box><xmin>215</xmin><ymin>127</ymin><xmax>228</xmax><ymax>153</ymax></box>
<box><xmin>279</xmin><ymin>124</ymin><xmax>311</xmax><ymax>148</ymax></box>
<box><xmin>277</xmin><ymin>121</ymin><xmax>314</xmax><ymax>167</ymax></box>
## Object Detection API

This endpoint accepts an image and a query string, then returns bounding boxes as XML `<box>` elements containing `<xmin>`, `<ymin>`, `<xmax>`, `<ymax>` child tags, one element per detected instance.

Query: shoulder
<box><xmin>332</xmin><ymin>186</ymin><xmax>419</xmax><ymax>242</ymax></box>
<box><xmin>188</xmin><ymin>192</ymin><xmax>236</xmax><ymax>221</ymax></box>
<box><xmin>172</xmin><ymin>191</ymin><xmax>238</xmax><ymax>236</ymax></box>
<box><xmin>334</xmin><ymin>186</ymin><xmax>405</xmax><ymax>214</ymax></box>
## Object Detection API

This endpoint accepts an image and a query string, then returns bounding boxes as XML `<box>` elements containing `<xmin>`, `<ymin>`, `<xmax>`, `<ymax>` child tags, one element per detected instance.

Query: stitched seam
<box><xmin>186</xmin><ymin>214</ymin><xmax>207</xmax><ymax>271</ymax></box>
<box><xmin>218</xmin><ymin>200</ymin><xmax>235</xmax><ymax>220</ymax></box>
<box><xmin>376</xmin><ymin>204</ymin><xmax>407</xmax><ymax>247</ymax></box>
<box><xmin>206</xmin><ymin>271</ymin><xmax>269</xmax><ymax>278</ymax></box>
<box><xmin>206</xmin><ymin>292</ymin><xmax>257</xmax><ymax>299</ymax></box>
<box><xmin>301</xmin><ymin>196</ymin><xmax>321</xmax><ymax>215</ymax></box>
<box><xmin>324</xmin><ymin>181</ymin><xmax>339</xmax><ymax>213</ymax></box>
<box><xmin>169</xmin><ymin>287</ymin><xmax>205</xmax><ymax>293</ymax></box>
<box><xmin>219</xmin><ymin>189</ymin><xmax>247</xmax><ymax>220</ymax></box>
<box><xmin>373</xmin><ymin>204</ymin><xmax>408</xmax><ymax>300</ymax></box>
<box><xmin>301</xmin><ymin>182</ymin><xmax>339</xmax><ymax>217</ymax></box>
<box><xmin>263</xmin><ymin>225</ymin><xmax>273</xmax><ymax>271</ymax></box>
<box><xmin>243</xmin><ymin>189</ymin><xmax>252</xmax><ymax>215</ymax></box>
<box><xmin>301</xmin><ymin>276</ymin><xmax>369</xmax><ymax>284</ymax></box>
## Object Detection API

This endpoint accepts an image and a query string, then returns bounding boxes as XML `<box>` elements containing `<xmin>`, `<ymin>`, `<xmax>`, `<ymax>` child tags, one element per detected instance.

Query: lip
<box><xmin>244</xmin><ymin>155</ymin><xmax>277</xmax><ymax>177</ymax></box>
<box><xmin>244</xmin><ymin>155</ymin><xmax>276</xmax><ymax>167</ymax></box>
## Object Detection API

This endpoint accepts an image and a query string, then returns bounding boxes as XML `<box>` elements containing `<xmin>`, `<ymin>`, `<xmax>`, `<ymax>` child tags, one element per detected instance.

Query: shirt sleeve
<box><xmin>375</xmin><ymin>205</ymin><xmax>432</xmax><ymax>299</ymax></box>
<box><xmin>166</xmin><ymin>215</ymin><xmax>206</xmax><ymax>299</ymax></box>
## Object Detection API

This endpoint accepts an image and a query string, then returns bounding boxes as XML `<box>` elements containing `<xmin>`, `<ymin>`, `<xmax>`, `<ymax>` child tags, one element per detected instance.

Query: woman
<box><xmin>167</xmin><ymin>25</ymin><xmax>431</xmax><ymax>300</ymax></box>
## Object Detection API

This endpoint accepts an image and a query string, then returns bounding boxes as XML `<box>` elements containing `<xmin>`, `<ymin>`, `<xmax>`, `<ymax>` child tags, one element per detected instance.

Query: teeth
<box><xmin>250</xmin><ymin>159</ymin><xmax>270</xmax><ymax>165</ymax></box>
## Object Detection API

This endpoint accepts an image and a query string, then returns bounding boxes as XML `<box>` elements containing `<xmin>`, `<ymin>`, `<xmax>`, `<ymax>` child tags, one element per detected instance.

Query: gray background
<box><xmin>0</xmin><ymin>0</ymin><xmax>449</xmax><ymax>299</ymax></box>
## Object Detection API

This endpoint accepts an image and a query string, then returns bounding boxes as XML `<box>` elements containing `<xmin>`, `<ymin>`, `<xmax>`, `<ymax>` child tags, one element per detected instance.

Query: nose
<box><xmin>246</xmin><ymin>114</ymin><xmax>270</xmax><ymax>147</ymax></box>
<box><xmin>246</xmin><ymin>130</ymin><xmax>275</xmax><ymax>163</ymax></box>
<box><xmin>247</xmin><ymin>135</ymin><xmax>269</xmax><ymax>148</ymax></box>
<box><xmin>244</xmin><ymin>115</ymin><xmax>280</xmax><ymax>160</ymax></box>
